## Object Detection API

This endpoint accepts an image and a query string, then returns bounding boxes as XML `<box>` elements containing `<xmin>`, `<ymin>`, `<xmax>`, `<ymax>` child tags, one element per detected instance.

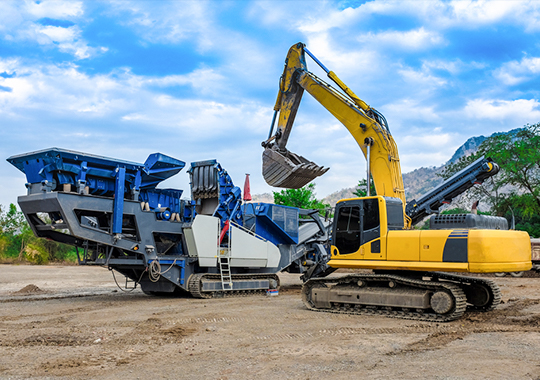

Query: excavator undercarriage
<box><xmin>302</xmin><ymin>272</ymin><xmax>500</xmax><ymax>322</ymax></box>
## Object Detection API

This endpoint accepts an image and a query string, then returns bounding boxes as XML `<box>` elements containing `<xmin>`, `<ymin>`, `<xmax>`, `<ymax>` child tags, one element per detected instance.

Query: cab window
<box><xmin>362</xmin><ymin>198</ymin><xmax>380</xmax><ymax>244</ymax></box>
<box><xmin>335</xmin><ymin>205</ymin><xmax>361</xmax><ymax>254</ymax></box>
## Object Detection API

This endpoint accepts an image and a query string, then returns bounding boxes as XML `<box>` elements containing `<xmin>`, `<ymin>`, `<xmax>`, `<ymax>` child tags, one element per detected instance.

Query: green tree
<box><xmin>353</xmin><ymin>178</ymin><xmax>376</xmax><ymax>198</ymax></box>
<box><xmin>273</xmin><ymin>183</ymin><xmax>329</xmax><ymax>215</ymax></box>
<box><xmin>0</xmin><ymin>203</ymin><xmax>27</xmax><ymax>234</ymax></box>
<box><xmin>0</xmin><ymin>203</ymin><xmax>33</xmax><ymax>260</ymax></box>
<box><xmin>439</xmin><ymin>124</ymin><xmax>540</xmax><ymax>236</ymax></box>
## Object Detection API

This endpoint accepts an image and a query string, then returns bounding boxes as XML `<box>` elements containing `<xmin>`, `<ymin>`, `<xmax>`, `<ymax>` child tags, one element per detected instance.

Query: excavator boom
<box><xmin>263</xmin><ymin>42</ymin><xmax>407</xmax><ymax>224</ymax></box>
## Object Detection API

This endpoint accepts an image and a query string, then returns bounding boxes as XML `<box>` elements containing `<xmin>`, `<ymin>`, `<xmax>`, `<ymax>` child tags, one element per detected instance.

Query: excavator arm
<box><xmin>262</xmin><ymin>42</ymin><xmax>407</xmax><ymax>218</ymax></box>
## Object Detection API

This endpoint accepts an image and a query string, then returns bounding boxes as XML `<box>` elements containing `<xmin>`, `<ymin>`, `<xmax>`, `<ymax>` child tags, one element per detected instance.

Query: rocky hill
<box><xmin>447</xmin><ymin>135</ymin><xmax>487</xmax><ymax>164</ymax></box>
<box><xmin>319</xmin><ymin>164</ymin><xmax>447</xmax><ymax>207</ymax></box>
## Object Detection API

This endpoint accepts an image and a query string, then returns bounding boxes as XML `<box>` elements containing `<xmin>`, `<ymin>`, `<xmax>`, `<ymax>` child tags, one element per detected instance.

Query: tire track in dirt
<box><xmin>390</xmin><ymin>298</ymin><xmax>540</xmax><ymax>354</ymax></box>
<box><xmin>237</xmin><ymin>299</ymin><xmax>540</xmax><ymax>344</ymax></box>
<box><xmin>1</xmin><ymin>316</ymin><xmax>198</xmax><ymax>348</ymax></box>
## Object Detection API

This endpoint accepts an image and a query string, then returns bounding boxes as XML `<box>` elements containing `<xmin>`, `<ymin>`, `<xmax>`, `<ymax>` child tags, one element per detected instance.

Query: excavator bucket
<box><xmin>262</xmin><ymin>146</ymin><xmax>329</xmax><ymax>189</ymax></box>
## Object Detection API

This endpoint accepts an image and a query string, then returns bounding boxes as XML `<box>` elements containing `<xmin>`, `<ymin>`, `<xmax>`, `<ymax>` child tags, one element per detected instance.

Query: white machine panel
<box><xmin>266</xmin><ymin>241</ymin><xmax>280</xmax><ymax>268</ymax></box>
<box><xmin>191</xmin><ymin>215</ymin><xmax>219</xmax><ymax>267</ymax></box>
<box><xmin>229</xmin><ymin>224</ymin><xmax>266</xmax><ymax>267</ymax></box>
<box><xmin>229</xmin><ymin>224</ymin><xmax>280</xmax><ymax>268</ymax></box>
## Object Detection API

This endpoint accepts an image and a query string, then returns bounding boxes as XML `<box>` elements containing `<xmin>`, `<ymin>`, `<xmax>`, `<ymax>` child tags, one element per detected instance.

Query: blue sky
<box><xmin>2</xmin><ymin>0</ymin><xmax>540</xmax><ymax>207</ymax></box>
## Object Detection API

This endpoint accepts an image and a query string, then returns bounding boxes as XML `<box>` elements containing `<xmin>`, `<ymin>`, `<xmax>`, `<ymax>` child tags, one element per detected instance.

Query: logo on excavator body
<box><xmin>442</xmin><ymin>230</ymin><xmax>469</xmax><ymax>263</ymax></box>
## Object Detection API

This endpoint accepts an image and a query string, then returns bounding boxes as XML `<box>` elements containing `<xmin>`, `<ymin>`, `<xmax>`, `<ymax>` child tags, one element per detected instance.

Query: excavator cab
<box><xmin>331</xmin><ymin>196</ymin><xmax>405</xmax><ymax>259</ymax></box>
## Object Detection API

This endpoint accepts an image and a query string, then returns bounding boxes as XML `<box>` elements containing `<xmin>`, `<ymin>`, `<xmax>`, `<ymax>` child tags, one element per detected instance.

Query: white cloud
<box><xmin>358</xmin><ymin>28</ymin><xmax>445</xmax><ymax>51</ymax></box>
<box><xmin>39</xmin><ymin>25</ymin><xmax>77</xmax><ymax>41</ymax></box>
<box><xmin>356</xmin><ymin>0</ymin><xmax>539</xmax><ymax>30</ymax></box>
<box><xmin>0</xmin><ymin>58</ymin><xmax>271</xmax><ymax>139</ymax></box>
<box><xmin>397</xmin><ymin>65</ymin><xmax>447</xmax><ymax>88</ymax></box>
<box><xmin>444</xmin><ymin>0</ymin><xmax>516</xmax><ymax>26</ymax></box>
<box><xmin>302</xmin><ymin>33</ymin><xmax>381</xmax><ymax>79</ymax></box>
<box><xmin>24</xmin><ymin>0</ymin><xmax>83</xmax><ymax>19</ymax></box>
<box><xmin>0</xmin><ymin>2</ymin><xmax>24</xmax><ymax>33</ymax></box>
<box><xmin>35</xmin><ymin>25</ymin><xmax>96</xmax><ymax>59</ymax></box>
<box><xmin>108</xmin><ymin>1</ymin><xmax>211</xmax><ymax>47</ymax></box>
<box><xmin>384</xmin><ymin>98</ymin><xmax>441</xmax><ymax>124</ymax></box>
<box><xmin>259</xmin><ymin>0</ymin><xmax>540</xmax><ymax>38</ymax></box>
<box><xmin>0</xmin><ymin>59</ymin><xmax>242</xmax><ymax>119</ymax></box>
<box><xmin>297</xmin><ymin>4</ymin><xmax>362</xmax><ymax>34</ymax></box>
<box><xmin>401</xmin><ymin>132</ymin><xmax>453</xmax><ymax>149</ymax></box>
<box><xmin>464</xmin><ymin>98</ymin><xmax>540</xmax><ymax>121</ymax></box>
<box><xmin>248</xmin><ymin>1</ymin><xmax>329</xmax><ymax>31</ymax></box>
<box><xmin>143</xmin><ymin>68</ymin><xmax>226</xmax><ymax>96</ymax></box>
<box><xmin>423</xmin><ymin>59</ymin><xmax>486</xmax><ymax>75</ymax></box>
<box><xmin>0</xmin><ymin>0</ymin><xmax>100</xmax><ymax>60</ymax></box>
<box><xmin>106</xmin><ymin>1</ymin><xmax>275</xmax><ymax>90</ymax></box>
<box><xmin>493</xmin><ymin>56</ymin><xmax>540</xmax><ymax>86</ymax></box>
<box><xmin>0</xmin><ymin>61</ymin><xmax>131</xmax><ymax>115</ymax></box>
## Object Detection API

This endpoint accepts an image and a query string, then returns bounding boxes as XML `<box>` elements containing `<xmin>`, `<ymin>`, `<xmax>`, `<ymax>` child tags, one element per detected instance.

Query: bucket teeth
<box><xmin>262</xmin><ymin>147</ymin><xmax>329</xmax><ymax>189</ymax></box>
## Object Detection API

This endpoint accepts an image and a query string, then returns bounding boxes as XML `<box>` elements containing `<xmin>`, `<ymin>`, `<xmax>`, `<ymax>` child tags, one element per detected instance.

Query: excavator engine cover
<box><xmin>262</xmin><ymin>146</ymin><xmax>329</xmax><ymax>189</ymax></box>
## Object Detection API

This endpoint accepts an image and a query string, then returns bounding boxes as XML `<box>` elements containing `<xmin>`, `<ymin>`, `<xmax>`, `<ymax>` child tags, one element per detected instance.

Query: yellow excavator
<box><xmin>262</xmin><ymin>42</ymin><xmax>531</xmax><ymax>321</ymax></box>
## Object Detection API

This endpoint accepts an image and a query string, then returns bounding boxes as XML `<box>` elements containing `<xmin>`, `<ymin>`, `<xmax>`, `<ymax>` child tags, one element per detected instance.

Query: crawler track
<box><xmin>429</xmin><ymin>272</ymin><xmax>501</xmax><ymax>312</ymax></box>
<box><xmin>188</xmin><ymin>273</ymin><xmax>280</xmax><ymax>299</ymax></box>
<box><xmin>302</xmin><ymin>273</ymin><xmax>468</xmax><ymax>322</ymax></box>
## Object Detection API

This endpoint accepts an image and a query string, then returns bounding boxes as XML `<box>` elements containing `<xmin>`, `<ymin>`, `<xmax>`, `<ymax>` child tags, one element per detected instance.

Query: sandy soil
<box><xmin>1</xmin><ymin>265</ymin><xmax>540</xmax><ymax>380</ymax></box>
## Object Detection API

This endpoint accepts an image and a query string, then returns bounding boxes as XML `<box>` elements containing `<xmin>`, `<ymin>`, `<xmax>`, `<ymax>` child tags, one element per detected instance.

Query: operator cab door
<box><xmin>333</xmin><ymin>197</ymin><xmax>382</xmax><ymax>259</ymax></box>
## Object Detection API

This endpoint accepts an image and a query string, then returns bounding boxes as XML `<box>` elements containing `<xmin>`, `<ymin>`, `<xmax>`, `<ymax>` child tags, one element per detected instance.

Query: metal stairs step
<box><xmin>219</xmin><ymin>254</ymin><xmax>233</xmax><ymax>291</ymax></box>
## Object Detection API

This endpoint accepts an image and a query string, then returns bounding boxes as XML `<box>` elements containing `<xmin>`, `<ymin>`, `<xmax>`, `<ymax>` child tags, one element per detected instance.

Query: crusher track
<box><xmin>188</xmin><ymin>273</ymin><xmax>280</xmax><ymax>299</ymax></box>
<box><xmin>301</xmin><ymin>271</ymin><xmax>500</xmax><ymax>322</ymax></box>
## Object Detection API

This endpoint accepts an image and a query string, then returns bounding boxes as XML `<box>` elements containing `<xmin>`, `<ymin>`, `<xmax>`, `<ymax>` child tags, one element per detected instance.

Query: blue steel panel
<box><xmin>112</xmin><ymin>167</ymin><xmax>126</xmax><ymax>234</ymax></box>
<box><xmin>242</xmin><ymin>203</ymin><xmax>299</xmax><ymax>245</ymax></box>
<box><xmin>7</xmin><ymin>148</ymin><xmax>185</xmax><ymax>197</ymax></box>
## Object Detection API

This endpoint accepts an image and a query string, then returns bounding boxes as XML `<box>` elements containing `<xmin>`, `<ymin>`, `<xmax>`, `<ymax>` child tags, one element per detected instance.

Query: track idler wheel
<box><xmin>430</xmin><ymin>291</ymin><xmax>454</xmax><ymax>314</ymax></box>
<box><xmin>301</xmin><ymin>281</ymin><xmax>328</xmax><ymax>309</ymax></box>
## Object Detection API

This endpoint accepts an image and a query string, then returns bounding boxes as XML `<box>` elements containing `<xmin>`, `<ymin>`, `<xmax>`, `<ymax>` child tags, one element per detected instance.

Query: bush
<box><xmin>0</xmin><ymin>203</ymin><xmax>78</xmax><ymax>264</ymax></box>
<box><xmin>24</xmin><ymin>243</ymin><xmax>49</xmax><ymax>265</ymax></box>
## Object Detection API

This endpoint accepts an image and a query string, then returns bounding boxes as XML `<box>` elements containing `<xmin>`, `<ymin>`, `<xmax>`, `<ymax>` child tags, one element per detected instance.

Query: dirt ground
<box><xmin>1</xmin><ymin>265</ymin><xmax>540</xmax><ymax>379</ymax></box>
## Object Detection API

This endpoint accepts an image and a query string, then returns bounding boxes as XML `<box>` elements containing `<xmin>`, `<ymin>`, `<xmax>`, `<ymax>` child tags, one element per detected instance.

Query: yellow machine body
<box><xmin>329</xmin><ymin>196</ymin><xmax>532</xmax><ymax>273</ymax></box>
